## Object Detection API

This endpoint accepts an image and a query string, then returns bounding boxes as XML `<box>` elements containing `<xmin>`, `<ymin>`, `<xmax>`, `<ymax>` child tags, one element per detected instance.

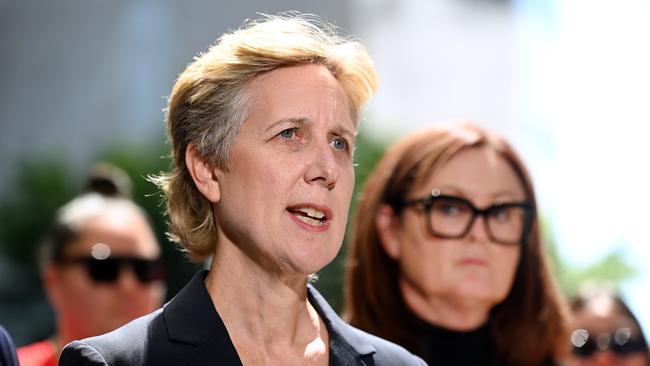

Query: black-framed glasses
<box><xmin>400</xmin><ymin>189</ymin><xmax>534</xmax><ymax>246</ymax></box>
<box><xmin>571</xmin><ymin>328</ymin><xmax>648</xmax><ymax>357</ymax></box>
<box><xmin>57</xmin><ymin>256</ymin><xmax>164</xmax><ymax>284</ymax></box>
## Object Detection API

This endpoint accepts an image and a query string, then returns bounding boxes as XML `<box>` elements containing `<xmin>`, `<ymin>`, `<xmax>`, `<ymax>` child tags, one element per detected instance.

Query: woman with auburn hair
<box><xmin>344</xmin><ymin>123</ymin><xmax>570</xmax><ymax>365</ymax></box>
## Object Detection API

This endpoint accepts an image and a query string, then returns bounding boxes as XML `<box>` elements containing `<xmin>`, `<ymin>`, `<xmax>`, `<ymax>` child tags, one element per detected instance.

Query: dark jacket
<box><xmin>0</xmin><ymin>324</ymin><xmax>19</xmax><ymax>366</ymax></box>
<box><xmin>59</xmin><ymin>271</ymin><xmax>427</xmax><ymax>366</ymax></box>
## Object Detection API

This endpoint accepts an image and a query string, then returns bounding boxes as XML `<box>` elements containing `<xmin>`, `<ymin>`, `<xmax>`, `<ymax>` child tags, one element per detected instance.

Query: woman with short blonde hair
<box><xmin>61</xmin><ymin>13</ymin><xmax>426</xmax><ymax>366</ymax></box>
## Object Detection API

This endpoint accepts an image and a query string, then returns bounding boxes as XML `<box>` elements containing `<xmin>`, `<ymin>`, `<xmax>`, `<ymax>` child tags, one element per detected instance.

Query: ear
<box><xmin>375</xmin><ymin>204</ymin><xmax>402</xmax><ymax>260</ymax></box>
<box><xmin>185</xmin><ymin>144</ymin><xmax>221</xmax><ymax>203</ymax></box>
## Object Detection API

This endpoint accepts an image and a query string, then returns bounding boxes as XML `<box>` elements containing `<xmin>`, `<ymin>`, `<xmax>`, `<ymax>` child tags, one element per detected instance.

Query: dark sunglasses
<box><xmin>572</xmin><ymin>328</ymin><xmax>647</xmax><ymax>357</ymax></box>
<box><xmin>58</xmin><ymin>256</ymin><xmax>164</xmax><ymax>284</ymax></box>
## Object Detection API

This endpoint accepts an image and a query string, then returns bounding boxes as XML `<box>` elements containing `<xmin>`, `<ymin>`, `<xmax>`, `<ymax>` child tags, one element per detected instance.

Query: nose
<box><xmin>592</xmin><ymin>350</ymin><xmax>620</xmax><ymax>366</ymax></box>
<box><xmin>465</xmin><ymin>214</ymin><xmax>490</xmax><ymax>244</ymax></box>
<box><xmin>304</xmin><ymin>140</ymin><xmax>338</xmax><ymax>190</ymax></box>
<box><xmin>591</xmin><ymin>351</ymin><xmax>617</xmax><ymax>366</ymax></box>
<box><xmin>116</xmin><ymin>265</ymin><xmax>141</xmax><ymax>292</ymax></box>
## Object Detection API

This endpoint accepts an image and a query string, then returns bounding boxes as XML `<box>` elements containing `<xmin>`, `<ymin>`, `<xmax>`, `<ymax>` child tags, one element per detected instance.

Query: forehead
<box><xmin>244</xmin><ymin>64</ymin><xmax>353</xmax><ymax>128</ymax></box>
<box><xmin>574</xmin><ymin>305</ymin><xmax>640</xmax><ymax>334</ymax></box>
<box><xmin>419</xmin><ymin>146</ymin><xmax>527</xmax><ymax>201</ymax></box>
<box><xmin>66</xmin><ymin>207</ymin><xmax>158</xmax><ymax>257</ymax></box>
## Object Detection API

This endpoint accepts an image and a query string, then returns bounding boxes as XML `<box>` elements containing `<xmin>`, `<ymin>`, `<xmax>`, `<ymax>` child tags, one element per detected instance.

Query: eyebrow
<box><xmin>332</xmin><ymin>124</ymin><xmax>356</xmax><ymax>142</ymax></box>
<box><xmin>264</xmin><ymin>116</ymin><xmax>356</xmax><ymax>140</ymax></box>
<box><xmin>436</xmin><ymin>186</ymin><xmax>525</xmax><ymax>201</ymax></box>
<box><xmin>264</xmin><ymin>116</ymin><xmax>310</xmax><ymax>133</ymax></box>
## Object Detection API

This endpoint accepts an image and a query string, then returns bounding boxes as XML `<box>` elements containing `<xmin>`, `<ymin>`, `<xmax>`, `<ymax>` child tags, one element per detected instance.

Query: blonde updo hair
<box><xmin>152</xmin><ymin>13</ymin><xmax>378</xmax><ymax>261</ymax></box>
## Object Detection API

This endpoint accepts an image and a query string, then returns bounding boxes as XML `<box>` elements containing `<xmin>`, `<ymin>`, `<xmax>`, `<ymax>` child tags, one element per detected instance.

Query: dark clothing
<box><xmin>417</xmin><ymin>320</ymin><xmax>499</xmax><ymax>366</ymax></box>
<box><xmin>414</xmin><ymin>317</ymin><xmax>557</xmax><ymax>366</ymax></box>
<box><xmin>59</xmin><ymin>271</ymin><xmax>427</xmax><ymax>366</ymax></box>
<box><xmin>0</xmin><ymin>324</ymin><xmax>19</xmax><ymax>366</ymax></box>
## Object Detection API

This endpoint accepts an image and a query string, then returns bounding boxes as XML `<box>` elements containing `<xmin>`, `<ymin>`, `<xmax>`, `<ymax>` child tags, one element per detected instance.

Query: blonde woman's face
<box><xmin>212</xmin><ymin>64</ymin><xmax>355</xmax><ymax>276</ymax></box>
<box><xmin>389</xmin><ymin>147</ymin><xmax>524</xmax><ymax>311</ymax></box>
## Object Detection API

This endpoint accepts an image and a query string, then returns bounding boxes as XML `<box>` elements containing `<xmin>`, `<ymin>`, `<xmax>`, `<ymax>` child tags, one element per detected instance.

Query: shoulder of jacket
<box><xmin>340</xmin><ymin>322</ymin><xmax>428</xmax><ymax>365</ymax></box>
<box><xmin>61</xmin><ymin>310</ymin><xmax>162</xmax><ymax>366</ymax></box>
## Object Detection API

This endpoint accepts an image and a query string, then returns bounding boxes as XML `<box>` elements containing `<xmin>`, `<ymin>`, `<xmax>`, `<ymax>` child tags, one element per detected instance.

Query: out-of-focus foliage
<box><xmin>543</xmin><ymin>221</ymin><xmax>638</xmax><ymax>297</ymax></box>
<box><xmin>0</xmin><ymin>159</ymin><xmax>77</xmax><ymax>264</ymax></box>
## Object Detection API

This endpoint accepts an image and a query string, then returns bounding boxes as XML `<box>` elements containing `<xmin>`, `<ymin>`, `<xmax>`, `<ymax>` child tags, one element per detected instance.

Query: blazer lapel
<box><xmin>162</xmin><ymin>273</ymin><xmax>375</xmax><ymax>365</ymax></box>
<box><xmin>307</xmin><ymin>284</ymin><xmax>377</xmax><ymax>365</ymax></box>
<box><xmin>163</xmin><ymin>270</ymin><xmax>242</xmax><ymax>366</ymax></box>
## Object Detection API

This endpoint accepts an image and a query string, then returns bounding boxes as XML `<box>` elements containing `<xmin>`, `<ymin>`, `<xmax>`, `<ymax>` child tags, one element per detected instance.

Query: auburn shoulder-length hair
<box><xmin>344</xmin><ymin>123</ymin><xmax>570</xmax><ymax>366</ymax></box>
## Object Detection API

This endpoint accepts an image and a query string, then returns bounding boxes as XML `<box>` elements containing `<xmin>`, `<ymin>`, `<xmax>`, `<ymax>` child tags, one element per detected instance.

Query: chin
<box><xmin>289</xmin><ymin>246</ymin><xmax>340</xmax><ymax>276</ymax></box>
<box><xmin>455</xmin><ymin>285</ymin><xmax>503</xmax><ymax>305</ymax></box>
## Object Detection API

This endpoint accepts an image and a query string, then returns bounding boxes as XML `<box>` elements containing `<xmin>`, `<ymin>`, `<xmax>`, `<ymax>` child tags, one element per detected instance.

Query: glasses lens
<box><xmin>132</xmin><ymin>259</ymin><xmax>164</xmax><ymax>283</ymax></box>
<box><xmin>571</xmin><ymin>328</ymin><xmax>647</xmax><ymax>358</ymax></box>
<box><xmin>486</xmin><ymin>205</ymin><xmax>528</xmax><ymax>244</ymax></box>
<box><xmin>429</xmin><ymin>197</ymin><xmax>473</xmax><ymax>237</ymax></box>
<box><xmin>86</xmin><ymin>258</ymin><xmax>120</xmax><ymax>283</ymax></box>
<box><xmin>573</xmin><ymin>340</ymin><xmax>598</xmax><ymax>357</ymax></box>
<box><xmin>611</xmin><ymin>328</ymin><xmax>646</xmax><ymax>355</ymax></box>
<box><xmin>572</xmin><ymin>329</ymin><xmax>596</xmax><ymax>357</ymax></box>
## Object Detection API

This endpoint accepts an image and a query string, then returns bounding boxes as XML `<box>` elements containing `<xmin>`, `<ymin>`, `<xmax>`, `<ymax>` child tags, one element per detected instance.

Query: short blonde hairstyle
<box><xmin>153</xmin><ymin>13</ymin><xmax>378</xmax><ymax>261</ymax></box>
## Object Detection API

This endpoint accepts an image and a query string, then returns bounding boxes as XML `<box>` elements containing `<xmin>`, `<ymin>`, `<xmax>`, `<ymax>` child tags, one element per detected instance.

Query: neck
<box><xmin>49</xmin><ymin>331</ymin><xmax>67</xmax><ymax>360</ymax></box>
<box><xmin>56</xmin><ymin>323</ymin><xmax>80</xmax><ymax>351</ymax></box>
<box><xmin>205</xmin><ymin>239</ymin><xmax>328</xmax><ymax>364</ymax></box>
<box><xmin>400</xmin><ymin>279</ymin><xmax>490</xmax><ymax>331</ymax></box>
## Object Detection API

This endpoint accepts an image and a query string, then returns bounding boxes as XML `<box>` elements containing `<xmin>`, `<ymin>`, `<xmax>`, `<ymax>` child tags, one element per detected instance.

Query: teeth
<box><xmin>296</xmin><ymin>215</ymin><xmax>324</xmax><ymax>226</ymax></box>
<box><xmin>296</xmin><ymin>207</ymin><xmax>325</xmax><ymax>219</ymax></box>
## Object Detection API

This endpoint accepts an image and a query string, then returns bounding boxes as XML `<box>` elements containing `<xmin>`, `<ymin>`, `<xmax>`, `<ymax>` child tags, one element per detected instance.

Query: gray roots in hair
<box><xmin>151</xmin><ymin>14</ymin><xmax>378</xmax><ymax>262</ymax></box>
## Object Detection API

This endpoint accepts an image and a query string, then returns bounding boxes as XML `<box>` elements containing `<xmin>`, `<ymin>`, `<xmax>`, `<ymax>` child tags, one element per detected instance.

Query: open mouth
<box><xmin>287</xmin><ymin>206</ymin><xmax>331</xmax><ymax>227</ymax></box>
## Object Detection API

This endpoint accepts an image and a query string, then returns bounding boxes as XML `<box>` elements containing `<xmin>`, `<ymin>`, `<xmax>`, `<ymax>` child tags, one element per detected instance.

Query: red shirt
<box><xmin>17</xmin><ymin>340</ymin><xmax>58</xmax><ymax>366</ymax></box>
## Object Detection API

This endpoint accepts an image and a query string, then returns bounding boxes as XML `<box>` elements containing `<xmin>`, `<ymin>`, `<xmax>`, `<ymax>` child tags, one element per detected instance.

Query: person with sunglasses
<box><xmin>17</xmin><ymin>163</ymin><xmax>165</xmax><ymax>366</ymax></box>
<box><xmin>344</xmin><ymin>123</ymin><xmax>571</xmax><ymax>365</ymax></box>
<box><xmin>59</xmin><ymin>13</ymin><xmax>426</xmax><ymax>366</ymax></box>
<box><xmin>569</xmin><ymin>289</ymin><xmax>650</xmax><ymax>366</ymax></box>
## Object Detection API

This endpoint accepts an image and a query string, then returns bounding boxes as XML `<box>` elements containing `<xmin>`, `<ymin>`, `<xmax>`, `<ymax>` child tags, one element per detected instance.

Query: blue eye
<box><xmin>279</xmin><ymin>128</ymin><xmax>295</xmax><ymax>139</ymax></box>
<box><xmin>331</xmin><ymin>137</ymin><xmax>348</xmax><ymax>151</ymax></box>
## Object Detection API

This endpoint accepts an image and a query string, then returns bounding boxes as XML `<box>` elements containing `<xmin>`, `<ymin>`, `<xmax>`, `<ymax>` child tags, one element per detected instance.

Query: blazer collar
<box><xmin>307</xmin><ymin>284</ymin><xmax>377</xmax><ymax>358</ymax></box>
<box><xmin>163</xmin><ymin>270</ymin><xmax>241</xmax><ymax>364</ymax></box>
<box><xmin>162</xmin><ymin>271</ymin><xmax>377</xmax><ymax>364</ymax></box>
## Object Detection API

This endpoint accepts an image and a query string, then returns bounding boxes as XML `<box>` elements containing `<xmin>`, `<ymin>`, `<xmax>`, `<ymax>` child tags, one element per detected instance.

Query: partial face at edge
<box><xmin>569</xmin><ymin>303</ymin><xmax>649</xmax><ymax>366</ymax></box>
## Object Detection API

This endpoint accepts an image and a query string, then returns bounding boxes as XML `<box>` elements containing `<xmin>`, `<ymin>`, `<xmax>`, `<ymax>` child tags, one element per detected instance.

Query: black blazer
<box><xmin>0</xmin><ymin>324</ymin><xmax>19</xmax><ymax>366</ymax></box>
<box><xmin>59</xmin><ymin>271</ymin><xmax>427</xmax><ymax>366</ymax></box>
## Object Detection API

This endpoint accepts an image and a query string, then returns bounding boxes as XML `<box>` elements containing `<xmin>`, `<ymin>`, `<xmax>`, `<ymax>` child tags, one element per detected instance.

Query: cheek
<box><xmin>492</xmin><ymin>246</ymin><xmax>520</xmax><ymax>291</ymax></box>
<box><xmin>59</xmin><ymin>278</ymin><xmax>111</xmax><ymax>314</ymax></box>
<box><xmin>133</xmin><ymin>283</ymin><xmax>165</xmax><ymax>308</ymax></box>
<box><xmin>60</xmin><ymin>268</ymin><xmax>94</xmax><ymax>295</ymax></box>
<box><xmin>337</xmin><ymin>167</ymin><xmax>355</xmax><ymax>209</ymax></box>
<box><xmin>398</xmin><ymin>225</ymin><xmax>452</xmax><ymax>285</ymax></box>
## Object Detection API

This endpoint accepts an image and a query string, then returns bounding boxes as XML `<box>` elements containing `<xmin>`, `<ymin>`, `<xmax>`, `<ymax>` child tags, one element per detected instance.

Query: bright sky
<box><xmin>515</xmin><ymin>0</ymin><xmax>650</xmax><ymax>333</ymax></box>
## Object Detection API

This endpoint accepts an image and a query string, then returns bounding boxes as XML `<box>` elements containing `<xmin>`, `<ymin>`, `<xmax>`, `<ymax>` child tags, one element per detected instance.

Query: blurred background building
<box><xmin>1</xmin><ymin>0</ymin><xmax>649</xmax><ymax>346</ymax></box>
